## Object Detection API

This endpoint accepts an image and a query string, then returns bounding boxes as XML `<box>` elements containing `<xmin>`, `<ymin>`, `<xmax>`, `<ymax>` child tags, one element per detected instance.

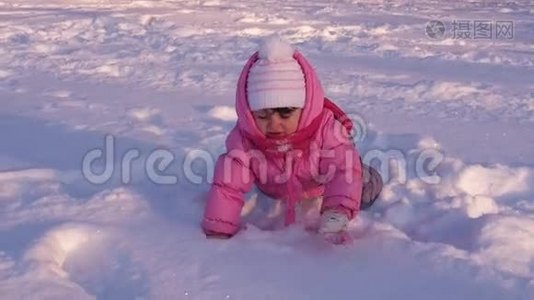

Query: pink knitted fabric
<box><xmin>246</xmin><ymin>36</ymin><xmax>306</xmax><ymax>111</ymax></box>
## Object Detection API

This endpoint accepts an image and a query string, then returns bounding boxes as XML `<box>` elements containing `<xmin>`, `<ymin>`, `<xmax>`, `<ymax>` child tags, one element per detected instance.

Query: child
<box><xmin>202</xmin><ymin>36</ymin><xmax>382</xmax><ymax>244</ymax></box>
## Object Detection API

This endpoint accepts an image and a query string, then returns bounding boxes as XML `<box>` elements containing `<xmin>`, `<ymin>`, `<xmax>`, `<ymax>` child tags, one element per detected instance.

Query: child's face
<box><xmin>252</xmin><ymin>107</ymin><xmax>302</xmax><ymax>137</ymax></box>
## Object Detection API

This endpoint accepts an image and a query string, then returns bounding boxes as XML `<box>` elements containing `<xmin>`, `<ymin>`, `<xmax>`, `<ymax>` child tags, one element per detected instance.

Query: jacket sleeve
<box><xmin>202</xmin><ymin>128</ymin><xmax>255</xmax><ymax>236</ymax></box>
<box><xmin>318</xmin><ymin>117</ymin><xmax>363</xmax><ymax>219</ymax></box>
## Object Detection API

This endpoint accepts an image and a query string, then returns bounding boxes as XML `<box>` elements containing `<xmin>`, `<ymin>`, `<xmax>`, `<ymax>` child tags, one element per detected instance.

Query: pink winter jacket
<box><xmin>202</xmin><ymin>51</ymin><xmax>363</xmax><ymax>236</ymax></box>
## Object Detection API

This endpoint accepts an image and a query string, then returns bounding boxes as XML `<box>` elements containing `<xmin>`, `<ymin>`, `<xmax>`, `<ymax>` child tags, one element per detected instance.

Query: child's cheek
<box><xmin>255</xmin><ymin>119</ymin><xmax>268</xmax><ymax>134</ymax></box>
<box><xmin>287</xmin><ymin>118</ymin><xmax>299</xmax><ymax>134</ymax></box>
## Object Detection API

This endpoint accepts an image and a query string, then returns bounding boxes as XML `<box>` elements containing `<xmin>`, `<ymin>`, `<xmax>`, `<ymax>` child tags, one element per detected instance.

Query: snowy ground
<box><xmin>1</xmin><ymin>0</ymin><xmax>534</xmax><ymax>299</ymax></box>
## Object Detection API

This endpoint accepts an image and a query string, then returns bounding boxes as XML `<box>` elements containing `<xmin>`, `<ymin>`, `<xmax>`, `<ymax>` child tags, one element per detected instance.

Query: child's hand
<box><xmin>318</xmin><ymin>210</ymin><xmax>352</xmax><ymax>245</ymax></box>
<box><xmin>318</xmin><ymin>210</ymin><xmax>349</xmax><ymax>234</ymax></box>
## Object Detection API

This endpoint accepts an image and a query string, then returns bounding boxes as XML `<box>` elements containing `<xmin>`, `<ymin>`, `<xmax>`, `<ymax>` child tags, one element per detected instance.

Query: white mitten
<box><xmin>318</xmin><ymin>210</ymin><xmax>349</xmax><ymax>234</ymax></box>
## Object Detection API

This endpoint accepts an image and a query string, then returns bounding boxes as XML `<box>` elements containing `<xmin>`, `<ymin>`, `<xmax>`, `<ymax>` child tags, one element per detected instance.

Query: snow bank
<box><xmin>456</xmin><ymin>164</ymin><xmax>532</xmax><ymax>198</ymax></box>
<box><xmin>22</xmin><ymin>223</ymin><xmax>102</xmax><ymax>278</ymax></box>
<box><xmin>476</xmin><ymin>216</ymin><xmax>534</xmax><ymax>278</ymax></box>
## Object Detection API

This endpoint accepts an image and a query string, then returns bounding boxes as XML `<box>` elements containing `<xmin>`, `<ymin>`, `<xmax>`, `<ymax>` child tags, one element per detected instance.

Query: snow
<box><xmin>208</xmin><ymin>105</ymin><xmax>237</xmax><ymax>122</ymax></box>
<box><xmin>0</xmin><ymin>0</ymin><xmax>533</xmax><ymax>299</ymax></box>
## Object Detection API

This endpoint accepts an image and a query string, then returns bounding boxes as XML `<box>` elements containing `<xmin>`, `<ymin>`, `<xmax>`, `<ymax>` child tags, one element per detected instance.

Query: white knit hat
<box><xmin>246</xmin><ymin>36</ymin><xmax>306</xmax><ymax>111</ymax></box>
